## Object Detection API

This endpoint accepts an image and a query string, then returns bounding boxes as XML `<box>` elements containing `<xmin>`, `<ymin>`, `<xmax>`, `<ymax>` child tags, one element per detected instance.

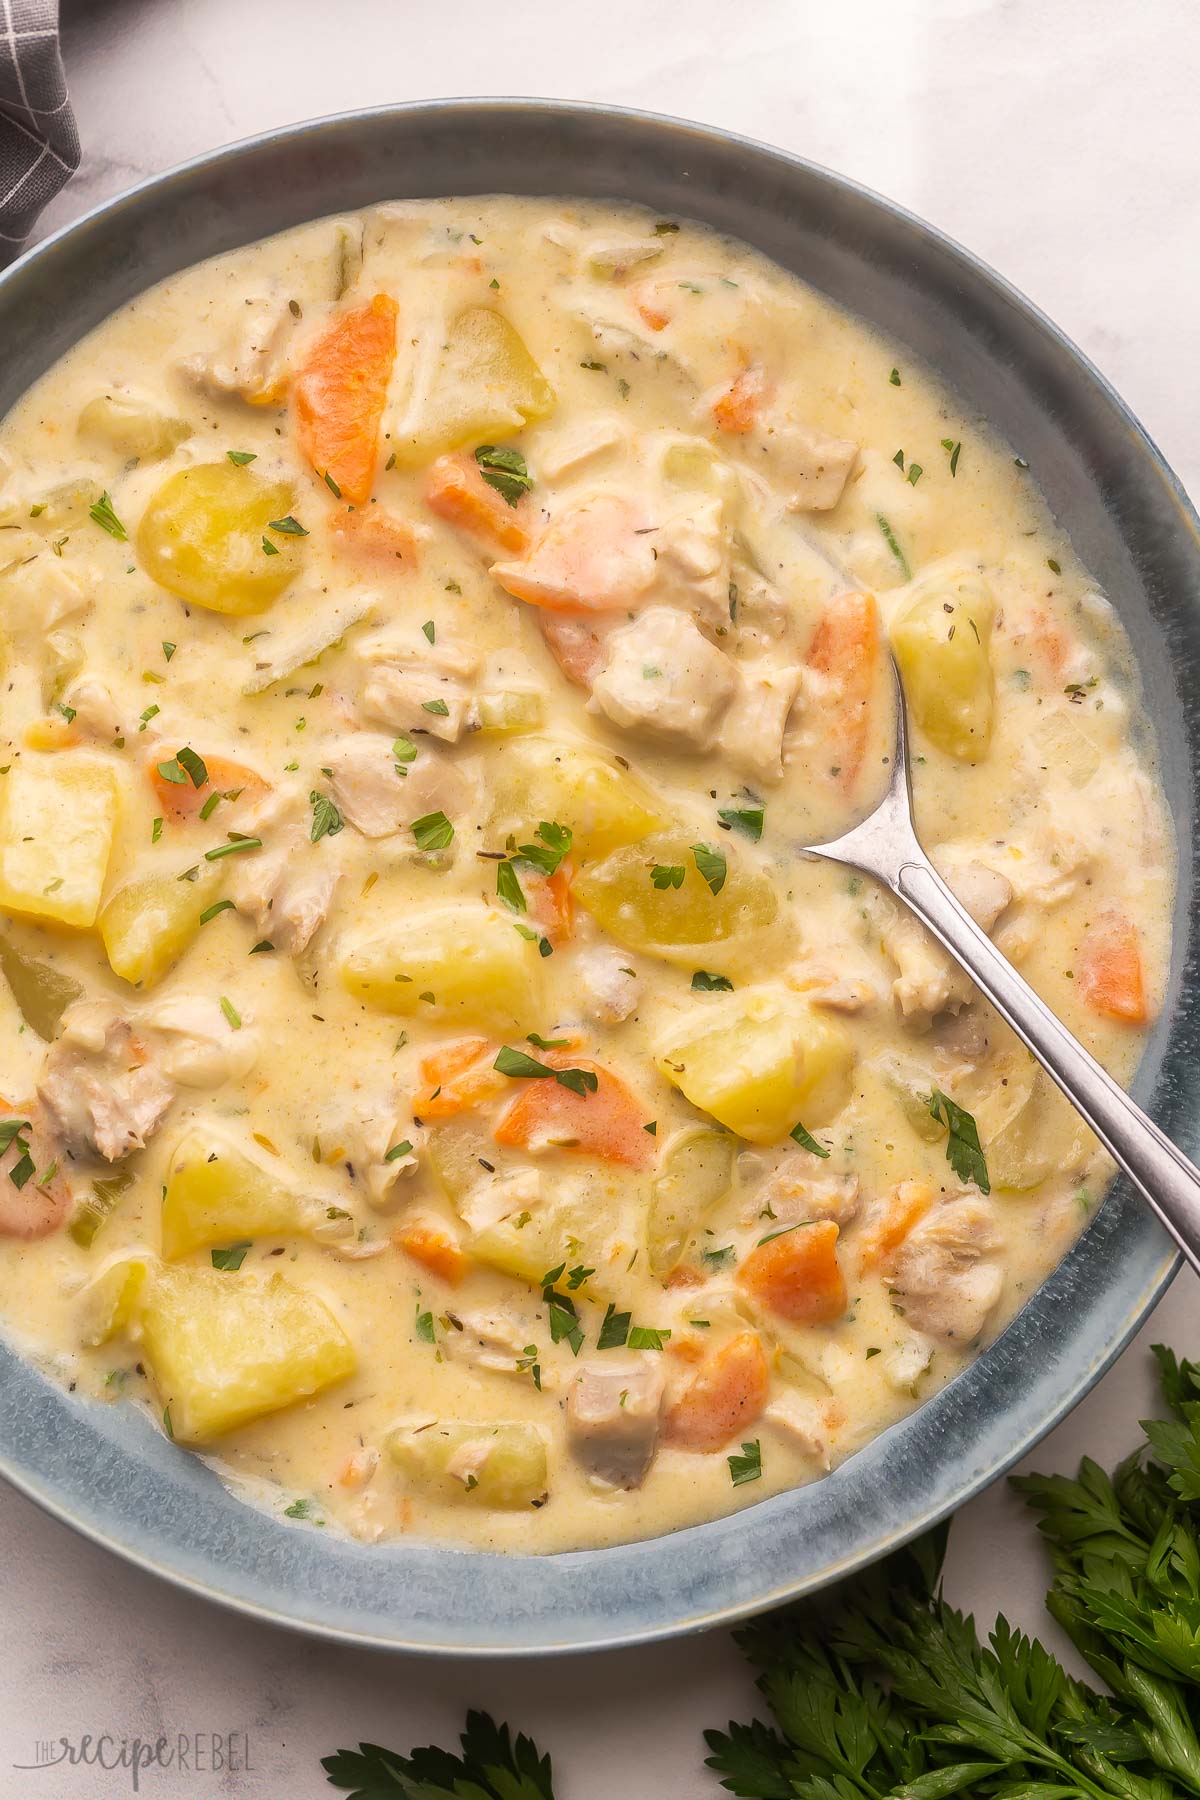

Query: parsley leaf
<box><xmin>628</xmin><ymin>1325</ymin><xmax>671</xmax><ymax>1351</ymax></box>
<box><xmin>226</xmin><ymin>449</ymin><xmax>257</xmax><ymax>466</ymax></box>
<box><xmin>692</xmin><ymin>970</ymin><xmax>734</xmax><ymax>991</ymax></box>
<box><xmin>928</xmin><ymin>1087</ymin><xmax>990</xmax><ymax>1193</ymax></box>
<box><xmin>717</xmin><ymin>806</ymin><xmax>764</xmax><ymax>841</ymax></box>
<box><xmin>692</xmin><ymin>842</ymin><xmax>727</xmax><ymax>895</ymax></box>
<box><xmin>651</xmin><ymin>863</ymin><xmax>685</xmax><ymax>889</ymax></box>
<box><xmin>267</xmin><ymin>514</ymin><xmax>307</xmax><ymax>536</ymax></box>
<box><xmin>211</xmin><ymin>1242</ymin><xmax>251</xmax><ymax>1271</ymax></box>
<box><xmin>493</xmin><ymin>1045</ymin><xmax>598</xmax><ymax>1096</ymax></box>
<box><xmin>475</xmin><ymin>444</ymin><xmax>533</xmax><ymax>507</ymax></box>
<box><xmin>309</xmin><ymin>791</ymin><xmax>344</xmax><ymax>843</ymax></box>
<box><xmin>597</xmin><ymin>1304</ymin><xmax>631</xmax><ymax>1350</ymax></box>
<box><xmin>727</xmin><ymin>1439</ymin><xmax>762</xmax><ymax>1486</ymax></box>
<box><xmin>89</xmin><ymin>490</ymin><xmax>127</xmax><ymax>541</ymax></box>
<box><xmin>322</xmin><ymin>1710</ymin><xmax>556</xmax><ymax>1800</ymax></box>
<box><xmin>411</xmin><ymin>809</ymin><xmax>454</xmax><ymax>852</ymax></box>
<box><xmin>789</xmin><ymin>1119</ymin><xmax>831</xmax><ymax>1158</ymax></box>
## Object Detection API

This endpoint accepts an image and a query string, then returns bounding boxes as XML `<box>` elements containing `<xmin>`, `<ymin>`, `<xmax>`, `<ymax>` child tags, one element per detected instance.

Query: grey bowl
<box><xmin>0</xmin><ymin>100</ymin><xmax>1193</xmax><ymax>1655</ymax></box>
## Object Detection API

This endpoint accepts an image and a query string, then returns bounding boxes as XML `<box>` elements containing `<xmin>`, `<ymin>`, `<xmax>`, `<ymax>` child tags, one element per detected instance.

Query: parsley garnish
<box><xmin>927</xmin><ymin>1087</ymin><xmax>990</xmax><ymax>1193</ymax></box>
<box><xmin>309</xmin><ymin>791</ymin><xmax>344</xmax><ymax>843</ymax></box>
<box><xmin>227</xmin><ymin>450</ymin><xmax>257</xmax><ymax>466</ymax></box>
<box><xmin>422</xmin><ymin>619</ymin><xmax>436</xmax><ymax>643</ymax></box>
<box><xmin>323</xmin><ymin>469</ymin><xmax>342</xmax><ymax>497</ymax></box>
<box><xmin>204</xmin><ymin>836</ymin><xmax>261</xmax><ymax>861</ymax></box>
<box><xmin>692</xmin><ymin>843</ymin><xmax>727</xmax><ymax>895</ymax></box>
<box><xmin>497</xmin><ymin>859</ymin><xmax>525</xmax><ymax>911</ymax></box>
<box><xmin>692</xmin><ymin>971</ymin><xmax>733</xmax><ymax>991</ymax></box>
<box><xmin>651</xmin><ymin>863</ymin><xmax>685</xmax><ymax>889</ymax></box>
<box><xmin>727</xmin><ymin>1439</ymin><xmax>762</xmax><ymax>1486</ymax></box>
<box><xmin>876</xmin><ymin>511</ymin><xmax>912</xmax><ymax>580</ymax></box>
<box><xmin>267</xmin><ymin>514</ymin><xmax>308</xmax><ymax>536</ymax></box>
<box><xmin>700</xmin><ymin>1245</ymin><xmax>735</xmax><ymax>1271</ymax></box>
<box><xmin>597</xmin><ymin>1304</ymin><xmax>631</xmax><ymax>1350</ymax></box>
<box><xmin>219</xmin><ymin>996</ymin><xmax>242</xmax><ymax>1030</ymax></box>
<box><xmin>474</xmin><ymin>444</ymin><xmax>533</xmax><ymax>507</ymax></box>
<box><xmin>384</xmin><ymin>1139</ymin><xmax>413</xmax><ymax>1163</ymax></box>
<box><xmin>889</xmin><ymin>366</ymin><xmax>902</xmax><ymax>385</ymax></box>
<box><xmin>199</xmin><ymin>898</ymin><xmax>235</xmax><ymax>925</ymax></box>
<box><xmin>789</xmin><ymin>1119</ymin><xmax>830</xmax><ymax>1158</ymax></box>
<box><xmin>422</xmin><ymin>697</ymin><xmax>451</xmax><ymax>716</ymax></box>
<box><xmin>161</xmin><ymin>641</ymin><xmax>176</xmax><ymax>662</ymax></box>
<box><xmin>628</xmin><ymin>1325</ymin><xmax>671</xmax><ymax>1351</ymax></box>
<box><xmin>89</xmin><ymin>490</ymin><xmax>127</xmax><ymax>541</ymax></box>
<box><xmin>527</xmin><ymin>1033</ymin><xmax>568</xmax><ymax>1050</ymax></box>
<box><xmin>393</xmin><ymin>734</ymin><xmax>418</xmax><ymax>766</ymax></box>
<box><xmin>411</xmin><ymin>809</ymin><xmax>454</xmax><ymax>852</ymax></box>
<box><xmin>211</xmin><ymin>1241</ymin><xmax>251</xmax><ymax>1271</ymax></box>
<box><xmin>415</xmin><ymin>1308</ymin><xmax>436</xmax><ymax>1344</ymax></box>
<box><xmin>717</xmin><ymin>806</ymin><xmax>763</xmax><ymax>840</ymax></box>
<box><xmin>493</xmin><ymin>1045</ymin><xmax>598</xmax><ymax>1097</ymax></box>
<box><xmin>157</xmin><ymin>745</ymin><xmax>208</xmax><ymax>789</ymax></box>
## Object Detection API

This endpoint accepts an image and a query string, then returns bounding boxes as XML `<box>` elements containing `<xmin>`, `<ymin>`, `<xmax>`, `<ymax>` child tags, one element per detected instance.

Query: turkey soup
<box><xmin>0</xmin><ymin>199</ymin><xmax>1171</xmax><ymax>1551</ymax></box>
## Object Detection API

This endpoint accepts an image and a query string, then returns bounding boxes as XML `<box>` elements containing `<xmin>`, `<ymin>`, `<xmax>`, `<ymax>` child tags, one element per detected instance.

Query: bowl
<box><xmin>0</xmin><ymin>100</ymin><xmax>1194</xmax><ymax>1655</ymax></box>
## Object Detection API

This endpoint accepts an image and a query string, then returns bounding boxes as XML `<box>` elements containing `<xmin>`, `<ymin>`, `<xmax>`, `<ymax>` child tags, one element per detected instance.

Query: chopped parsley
<box><xmin>422</xmin><ymin>619</ymin><xmax>436</xmax><ymax>643</ymax></box>
<box><xmin>597</xmin><ymin>1305</ymin><xmax>632</xmax><ymax>1350</ymax></box>
<box><xmin>692</xmin><ymin>971</ymin><xmax>734</xmax><ymax>991</ymax></box>
<box><xmin>384</xmin><ymin>1139</ymin><xmax>414</xmax><ymax>1163</ymax></box>
<box><xmin>496</xmin><ymin>859</ymin><xmax>525</xmax><ymax>911</ymax></box>
<box><xmin>267</xmin><ymin>514</ymin><xmax>308</xmax><ymax>537</ymax></box>
<box><xmin>393</xmin><ymin>734</ymin><xmax>418</xmax><ymax>767</ymax></box>
<box><xmin>940</xmin><ymin>437</ymin><xmax>962</xmax><ymax>477</ymax></box>
<box><xmin>219</xmin><ymin>996</ymin><xmax>242</xmax><ymax>1030</ymax></box>
<box><xmin>493</xmin><ymin>1045</ymin><xmax>598</xmax><ymax>1098</ymax></box>
<box><xmin>322</xmin><ymin>469</ymin><xmax>342</xmax><ymax>497</ymax></box>
<box><xmin>628</xmin><ymin>1325</ymin><xmax>671</xmax><ymax>1351</ymax></box>
<box><xmin>889</xmin><ymin>367</ymin><xmax>902</xmax><ymax>386</ymax></box>
<box><xmin>199</xmin><ymin>898</ymin><xmax>235</xmax><ymax>925</ymax></box>
<box><xmin>527</xmin><ymin>1033</ymin><xmax>569</xmax><ymax>1051</ymax></box>
<box><xmin>226</xmin><ymin>450</ymin><xmax>257</xmax><ymax>466</ymax></box>
<box><xmin>411</xmin><ymin>809</ymin><xmax>454</xmax><ymax>852</ymax></box>
<box><xmin>789</xmin><ymin>1120</ymin><xmax>831</xmax><ymax>1159</ymax></box>
<box><xmin>692</xmin><ymin>842</ymin><xmax>727</xmax><ymax>896</ymax></box>
<box><xmin>717</xmin><ymin>806</ymin><xmax>763</xmax><ymax>841</ymax></box>
<box><xmin>422</xmin><ymin>697</ymin><xmax>450</xmax><ymax>716</ymax></box>
<box><xmin>728</xmin><ymin>1439</ymin><xmax>762</xmax><ymax>1486</ymax></box>
<box><xmin>876</xmin><ymin>512</ymin><xmax>912</xmax><ymax>580</ymax></box>
<box><xmin>211</xmin><ymin>1241</ymin><xmax>251</xmax><ymax>1271</ymax></box>
<box><xmin>927</xmin><ymin>1087</ymin><xmax>990</xmax><ymax>1194</ymax></box>
<box><xmin>309</xmin><ymin>791</ymin><xmax>344</xmax><ymax>843</ymax></box>
<box><xmin>474</xmin><ymin>444</ymin><xmax>533</xmax><ymax>507</ymax></box>
<box><xmin>89</xmin><ymin>490</ymin><xmax>127</xmax><ymax>540</ymax></box>
<box><xmin>415</xmin><ymin>1308</ymin><xmax>436</xmax><ymax>1344</ymax></box>
<box><xmin>204</xmin><ymin>836</ymin><xmax>261</xmax><ymax>862</ymax></box>
<box><xmin>651</xmin><ymin>863</ymin><xmax>685</xmax><ymax>889</ymax></box>
<box><xmin>157</xmin><ymin>745</ymin><xmax>208</xmax><ymax>789</ymax></box>
<box><xmin>701</xmin><ymin>1245</ymin><xmax>735</xmax><ymax>1271</ymax></box>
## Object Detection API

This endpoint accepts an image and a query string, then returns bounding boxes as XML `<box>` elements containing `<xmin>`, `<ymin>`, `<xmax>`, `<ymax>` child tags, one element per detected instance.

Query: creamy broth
<box><xmin>0</xmin><ymin>198</ymin><xmax>1171</xmax><ymax>1552</ymax></box>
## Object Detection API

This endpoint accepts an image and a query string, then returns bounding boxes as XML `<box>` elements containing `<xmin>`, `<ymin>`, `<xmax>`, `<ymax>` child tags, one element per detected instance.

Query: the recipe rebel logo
<box><xmin>12</xmin><ymin>1730</ymin><xmax>255</xmax><ymax>1791</ymax></box>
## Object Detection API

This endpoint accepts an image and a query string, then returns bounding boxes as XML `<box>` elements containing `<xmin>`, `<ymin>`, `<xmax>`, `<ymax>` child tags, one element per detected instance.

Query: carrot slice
<box><xmin>494</xmin><ymin>1057</ymin><xmax>654</xmax><ymax>1168</ymax></box>
<box><xmin>540</xmin><ymin>614</ymin><xmax>610</xmax><ymax>687</ymax></box>
<box><xmin>414</xmin><ymin>1037</ymin><xmax>504</xmax><ymax>1118</ymax></box>
<box><xmin>858</xmin><ymin>1181</ymin><xmax>933</xmax><ymax>1270</ymax></box>
<box><xmin>329</xmin><ymin>506</ymin><xmax>419</xmax><ymax>569</ymax></box>
<box><xmin>1078</xmin><ymin>910</ymin><xmax>1150</xmax><ymax>1024</ymax></box>
<box><xmin>490</xmin><ymin>493</ymin><xmax>647</xmax><ymax>612</ymax></box>
<box><xmin>806</xmin><ymin>589</ymin><xmax>881</xmax><ymax>788</ymax></box>
<box><xmin>147</xmin><ymin>753</ymin><xmax>269</xmax><ymax>823</ymax></box>
<box><xmin>737</xmin><ymin>1220</ymin><xmax>847</xmax><ymax>1325</ymax></box>
<box><xmin>664</xmin><ymin>1332</ymin><xmax>770</xmax><ymax>1451</ymax></box>
<box><xmin>395</xmin><ymin>1221</ymin><xmax>468</xmax><ymax>1285</ymax></box>
<box><xmin>293</xmin><ymin>293</ymin><xmax>398</xmax><ymax>506</ymax></box>
<box><xmin>526</xmin><ymin>862</ymin><xmax>575</xmax><ymax>945</ymax></box>
<box><xmin>425</xmin><ymin>452</ymin><xmax>531</xmax><ymax>554</ymax></box>
<box><xmin>712</xmin><ymin>365</ymin><xmax>767</xmax><ymax>435</ymax></box>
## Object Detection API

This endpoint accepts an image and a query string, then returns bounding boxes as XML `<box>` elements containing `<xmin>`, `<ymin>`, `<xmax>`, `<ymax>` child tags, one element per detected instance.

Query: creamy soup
<box><xmin>0</xmin><ymin>198</ymin><xmax>1171</xmax><ymax>1552</ymax></box>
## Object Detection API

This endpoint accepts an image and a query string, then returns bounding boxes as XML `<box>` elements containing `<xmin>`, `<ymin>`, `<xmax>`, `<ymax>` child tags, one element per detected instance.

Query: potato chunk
<box><xmin>574</xmin><ymin>831</ymin><xmax>778</xmax><ymax>974</ymax></box>
<box><xmin>656</xmin><ymin>993</ymin><xmax>853</xmax><ymax>1144</ymax></box>
<box><xmin>470</xmin><ymin>1189</ymin><xmax>617</xmax><ymax>1297</ymax></box>
<box><xmin>99</xmin><ymin>871</ymin><xmax>215</xmax><ymax>988</ymax></box>
<box><xmin>339</xmin><ymin>904</ymin><xmax>545</xmax><ymax>1030</ymax></box>
<box><xmin>0</xmin><ymin>755</ymin><xmax>118</xmax><ymax>928</ymax></box>
<box><xmin>161</xmin><ymin>1128</ymin><xmax>317</xmax><ymax>1259</ymax></box>
<box><xmin>488</xmin><ymin>737</ymin><xmax>665</xmax><ymax>859</ymax></box>
<box><xmin>891</xmin><ymin>573</ymin><xmax>994</xmax><ymax>760</ymax></box>
<box><xmin>648</xmin><ymin>1126</ymin><xmax>735</xmax><ymax>1275</ymax></box>
<box><xmin>137</xmin><ymin>463</ymin><xmax>303</xmax><ymax>614</ymax></box>
<box><xmin>394</xmin><ymin>307</ymin><xmax>554</xmax><ymax>466</ymax></box>
<box><xmin>138</xmin><ymin>1264</ymin><xmax>355</xmax><ymax>1444</ymax></box>
<box><xmin>78</xmin><ymin>390</ymin><xmax>192</xmax><ymax>462</ymax></box>
<box><xmin>388</xmin><ymin>1418</ymin><xmax>547</xmax><ymax>1507</ymax></box>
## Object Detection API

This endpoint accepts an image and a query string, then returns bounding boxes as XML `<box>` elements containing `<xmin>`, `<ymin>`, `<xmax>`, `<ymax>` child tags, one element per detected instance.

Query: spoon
<box><xmin>803</xmin><ymin>655</ymin><xmax>1200</xmax><ymax>1275</ymax></box>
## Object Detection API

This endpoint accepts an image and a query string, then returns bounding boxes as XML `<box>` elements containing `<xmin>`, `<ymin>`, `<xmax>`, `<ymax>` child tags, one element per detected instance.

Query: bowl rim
<box><xmin>0</xmin><ymin>94</ymin><xmax>1187</xmax><ymax>1655</ymax></box>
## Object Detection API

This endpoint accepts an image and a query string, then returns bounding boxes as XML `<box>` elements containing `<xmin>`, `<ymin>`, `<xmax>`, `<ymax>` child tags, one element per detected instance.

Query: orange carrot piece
<box><xmin>394</xmin><ymin>1221</ymin><xmax>468</xmax><ymax>1286</ymax></box>
<box><xmin>858</xmin><ymin>1181</ymin><xmax>934</xmax><ymax>1270</ymax></box>
<box><xmin>425</xmin><ymin>452</ymin><xmax>531</xmax><ymax>554</ymax></box>
<box><xmin>806</xmin><ymin>589</ymin><xmax>881</xmax><ymax>788</ymax></box>
<box><xmin>414</xmin><ymin>1037</ymin><xmax>504</xmax><ymax>1118</ymax></box>
<box><xmin>147</xmin><ymin>752</ymin><xmax>269</xmax><ymax>823</ymax></box>
<box><xmin>329</xmin><ymin>506</ymin><xmax>420</xmax><ymax>569</ymax></box>
<box><xmin>1077</xmin><ymin>910</ymin><xmax>1150</xmax><ymax>1024</ymax></box>
<box><xmin>736</xmin><ymin>1221</ymin><xmax>847</xmax><ymax>1325</ymax></box>
<box><xmin>633</xmin><ymin>290</ymin><xmax>672</xmax><ymax>331</ymax></box>
<box><xmin>494</xmin><ymin>1057</ymin><xmax>654</xmax><ymax>1168</ymax></box>
<box><xmin>526</xmin><ymin>862</ymin><xmax>575</xmax><ymax>945</ymax></box>
<box><xmin>293</xmin><ymin>293</ymin><xmax>398</xmax><ymax>506</ymax></box>
<box><xmin>540</xmin><ymin>614</ymin><xmax>610</xmax><ymax>687</ymax></box>
<box><xmin>664</xmin><ymin>1332</ymin><xmax>770</xmax><ymax>1451</ymax></box>
<box><xmin>489</xmin><ymin>493</ymin><xmax>645</xmax><ymax>612</ymax></box>
<box><xmin>712</xmin><ymin>365</ymin><xmax>767</xmax><ymax>434</ymax></box>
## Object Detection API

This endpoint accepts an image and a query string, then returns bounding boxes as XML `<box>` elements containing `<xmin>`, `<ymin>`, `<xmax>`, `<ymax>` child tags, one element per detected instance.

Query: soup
<box><xmin>0</xmin><ymin>198</ymin><xmax>1171</xmax><ymax>1551</ymax></box>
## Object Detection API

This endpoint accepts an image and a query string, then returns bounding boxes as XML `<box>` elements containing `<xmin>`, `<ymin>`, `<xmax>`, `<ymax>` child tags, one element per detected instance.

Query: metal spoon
<box><xmin>804</xmin><ymin>656</ymin><xmax>1200</xmax><ymax>1275</ymax></box>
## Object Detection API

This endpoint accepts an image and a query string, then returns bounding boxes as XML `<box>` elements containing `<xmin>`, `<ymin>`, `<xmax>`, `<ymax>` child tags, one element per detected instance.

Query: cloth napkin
<box><xmin>0</xmin><ymin>0</ymin><xmax>77</xmax><ymax>263</ymax></box>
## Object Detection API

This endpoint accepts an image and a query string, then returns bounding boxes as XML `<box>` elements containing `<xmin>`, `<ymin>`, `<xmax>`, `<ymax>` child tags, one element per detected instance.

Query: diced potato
<box><xmin>0</xmin><ymin>474</ymin><xmax>96</xmax><ymax>530</ymax></box>
<box><xmin>891</xmin><ymin>573</ymin><xmax>994</xmax><ymax>760</ymax></box>
<box><xmin>427</xmin><ymin>1118</ymin><xmax>509</xmax><ymax>1208</ymax></box>
<box><xmin>470</xmin><ymin>1190</ymin><xmax>613</xmax><ymax>1295</ymax></box>
<box><xmin>388</xmin><ymin>1418</ymin><xmax>547</xmax><ymax>1507</ymax></box>
<box><xmin>161</xmin><ymin>1128</ymin><xmax>318</xmax><ymax>1259</ymax></box>
<box><xmin>43</xmin><ymin>630</ymin><xmax>83</xmax><ymax>707</ymax></box>
<box><xmin>876</xmin><ymin>1051</ymin><xmax>943</xmax><ymax>1144</ymax></box>
<box><xmin>656</xmin><ymin>992</ymin><xmax>854</xmax><ymax>1144</ymax></box>
<box><xmin>80</xmin><ymin>1255</ymin><xmax>148</xmax><ymax>1346</ymax></box>
<box><xmin>648</xmin><ymin>1126</ymin><xmax>735</xmax><ymax>1275</ymax></box>
<box><xmin>0</xmin><ymin>931</ymin><xmax>83</xmax><ymax>1037</ymax></box>
<box><xmin>78</xmin><ymin>390</ymin><xmax>192</xmax><ymax>462</ymax></box>
<box><xmin>476</xmin><ymin>690</ymin><xmax>546</xmax><ymax>735</ymax></box>
<box><xmin>488</xmin><ymin>738</ymin><xmax>665</xmax><ymax>858</ymax></box>
<box><xmin>138</xmin><ymin>1264</ymin><xmax>355</xmax><ymax>1444</ymax></box>
<box><xmin>966</xmin><ymin>1054</ymin><xmax>1091</xmax><ymax>1191</ymax></box>
<box><xmin>99</xmin><ymin>870</ymin><xmax>218</xmax><ymax>988</ymax></box>
<box><xmin>339</xmin><ymin>904</ymin><xmax>545</xmax><ymax>1030</ymax></box>
<box><xmin>0</xmin><ymin>754</ymin><xmax>118</xmax><ymax>928</ymax></box>
<box><xmin>137</xmin><ymin>463</ymin><xmax>303</xmax><ymax>614</ymax></box>
<box><xmin>574</xmin><ymin>831</ymin><xmax>779</xmax><ymax>974</ymax></box>
<box><xmin>392</xmin><ymin>307</ymin><xmax>554</xmax><ymax>466</ymax></box>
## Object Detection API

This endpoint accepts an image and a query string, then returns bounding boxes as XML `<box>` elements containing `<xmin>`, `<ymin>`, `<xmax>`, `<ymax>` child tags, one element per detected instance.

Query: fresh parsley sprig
<box><xmin>323</xmin><ymin>1709</ymin><xmax>555</xmax><ymax>1799</ymax></box>
<box><xmin>928</xmin><ymin>1087</ymin><xmax>990</xmax><ymax>1193</ymax></box>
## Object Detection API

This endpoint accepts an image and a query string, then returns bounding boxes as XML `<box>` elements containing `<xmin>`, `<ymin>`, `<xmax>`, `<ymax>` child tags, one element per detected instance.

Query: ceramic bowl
<box><xmin>0</xmin><ymin>100</ymin><xmax>1193</xmax><ymax>1653</ymax></box>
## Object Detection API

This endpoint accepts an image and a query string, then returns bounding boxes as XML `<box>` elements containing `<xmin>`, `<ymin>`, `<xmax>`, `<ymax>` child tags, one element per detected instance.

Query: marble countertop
<box><xmin>4</xmin><ymin>0</ymin><xmax>1199</xmax><ymax>1791</ymax></box>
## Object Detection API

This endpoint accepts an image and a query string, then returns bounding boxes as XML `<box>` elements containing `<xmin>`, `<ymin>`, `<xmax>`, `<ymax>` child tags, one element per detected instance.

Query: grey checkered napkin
<box><xmin>0</xmin><ymin>0</ymin><xmax>78</xmax><ymax>261</ymax></box>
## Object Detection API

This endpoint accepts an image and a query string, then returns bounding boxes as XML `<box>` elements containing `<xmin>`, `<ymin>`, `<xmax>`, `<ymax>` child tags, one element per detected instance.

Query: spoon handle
<box><xmin>892</xmin><ymin>852</ymin><xmax>1200</xmax><ymax>1276</ymax></box>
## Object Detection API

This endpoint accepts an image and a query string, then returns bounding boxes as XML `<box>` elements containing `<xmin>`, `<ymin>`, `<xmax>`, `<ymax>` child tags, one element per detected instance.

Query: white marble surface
<box><xmin>3</xmin><ymin>0</ymin><xmax>1199</xmax><ymax>1791</ymax></box>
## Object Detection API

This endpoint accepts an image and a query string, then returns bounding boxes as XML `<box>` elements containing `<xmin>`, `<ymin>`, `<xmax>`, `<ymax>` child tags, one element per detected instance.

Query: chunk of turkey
<box><xmin>718</xmin><ymin>660</ymin><xmax>804</xmax><ymax>784</ymax></box>
<box><xmin>179</xmin><ymin>292</ymin><xmax>297</xmax><ymax>405</ymax></box>
<box><xmin>59</xmin><ymin>675</ymin><xmax>123</xmax><ymax>743</ymax></box>
<box><xmin>325</xmin><ymin>733</ymin><xmax>475</xmax><ymax>839</ymax></box>
<box><xmin>226</xmin><ymin>785</ymin><xmax>340</xmax><ymax>958</ymax></box>
<box><xmin>881</xmin><ymin>859</ymin><xmax>1012</xmax><ymax>1027</ymax></box>
<box><xmin>648</xmin><ymin>499</ymin><xmax>732</xmax><ymax>631</ymax></box>
<box><xmin>572</xmin><ymin>944</ymin><xmax>643</xmax><ymax>1024</ymax></box>
<box><xmin>137</xmin><ymin>996</ymin><xmax>258</xmax><ymax>1088</ymax></box>
<box><xmin>889</xmin><ymin>1198</ymin><xmax>1003</xmax><ymax>1344</ymax></box>
<box><xmin>37</xmin><ymin>1001</ymin><xmax>175</xmax><ymax>1163</ymax></box>
<box><xmin>762</xmin><ymin>1395</ymin><xmax>833</xmax><ymax>1468</ymax></box>
<box><xmin>327</xmin><ymin>1097</ymin><xmax>419</xmax><ymax>1208</ymax></box>
<box><xmin>441</xmin><ymin>1308</ymin><xmax>535</xmax><ymax>1377</ymax></box>
<box><xmin>354</xmin><ymin>629</ymin><xmax>480</xmax><ymax>744</ymax></box>
<box><xmin>742</xmin><ymin>417</ymin><xmax>859</xmax><ymax>512</ymax></box>
<box><xmin>589</xmin><ymin>607</ymin><xmax>735</xmax><ymax>748</ymax></box>
<box><xmin>566</xmin><ymin>1356</ymin><xmax>665</xmax><ymax>1488</ymax></box>
<box><xmin>932</xmin><ymin>852</ymin><xmax>1014</xmax><ymax>934</ymax></box>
